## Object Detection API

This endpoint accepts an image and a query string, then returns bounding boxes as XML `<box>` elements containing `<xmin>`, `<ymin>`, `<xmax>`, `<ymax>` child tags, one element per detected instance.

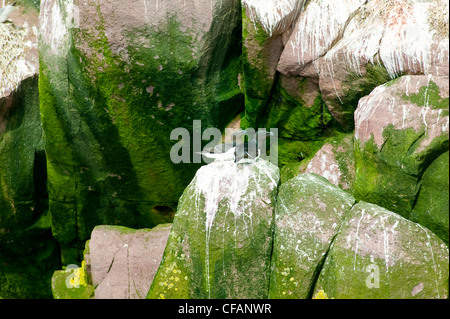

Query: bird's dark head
<box><xmin>257</xmin><ymin>131</ymin><xmax>273</xmax><ymax>138</ymax></box>
<box><xmin>11</xmin><ymin>2</ymin><xmax>17</xmax><ymax>6</ymax></box>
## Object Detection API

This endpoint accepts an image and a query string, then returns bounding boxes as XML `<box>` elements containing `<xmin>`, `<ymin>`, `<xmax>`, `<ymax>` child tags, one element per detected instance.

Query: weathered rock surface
<box><xmin>354</xmin><ymin>75</ymin><xmax>449</xmax><ymax>218</ymax></box>
<box><xmin>86</xmin><ymin>224</ymin><xmax>171</xmax><ymax>299</ymax></box>
<box><xmin>277</xmin><ymin>0</ymin><xmax>448</xmax><ymax>130</ymax></box>
<box><xmin>410</xmin><ymin>152</ymin><xmax>449</xmax><ymax>245</ymax></box>
<box><xmin>51</xmin><ymin>259</ymin><xmax>94</xmax><ymax>299</ymax></box>
<box><xmin>269</xmin><ymin>173</ymin><xmax>355</xmax><ymax>299</ymax></box>
<box><xmin>241</xmin><ymin>0</ymin><xmax>304</xmax><ymax>128</ymax></box>
<box><xmin>0</xmin><ymin>2</ymin><xmax>59</xmax><ymax>299</ymax></box>
<box><xmin>314</xmin><ymin>201</ymin><xmax>449</xmax><ymax>299</ymax></box>
<box><xmin>305</xmin><ymin>133</ymin><xmax>355</xmax><ymax>191</ymax></box>
<box><xmin>0</xmin><ymin>1</ymin><xmax>39</xmax><ymax>98</ymax></box>
<box><xmin>38</xmin><ymin>0</ymin><xmax>243</xmax><ymax>263</ymax></box>
<box><xmin>147</xmin><ymin>158</ymin><xmax>279</xmax><ymax>299</ymax></box>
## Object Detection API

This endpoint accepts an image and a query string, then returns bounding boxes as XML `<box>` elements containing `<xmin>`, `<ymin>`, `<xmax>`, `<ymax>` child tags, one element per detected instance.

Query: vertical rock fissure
<box><xmin>266</xmin><ymin>177</ymin><xmax>281</xmax><ymax>296</ymax></box>
<box><xmin>305</xmin><ymin>201</ymin><xmax>358</xmax><ymax>299</ymax></box>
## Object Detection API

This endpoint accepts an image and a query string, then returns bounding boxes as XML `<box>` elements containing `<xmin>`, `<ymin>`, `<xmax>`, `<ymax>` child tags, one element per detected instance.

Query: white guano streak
<box><xmin>242</xmin><ymin>0</ymin><xmax>303</xmax><ymax>36</ymax></box>
<box><xmin>353</xmin><ymin>210</ymin><xmax>365</xmax><ymax>270</ymax></box>
<box><xmin>378</xmin><ymin>3</ymin><xmax>434</xmax><ymax>79</ymax></box>
<box><xmin>290</xmin><ymin>0</ymin><xmax>366</xmax><ymax>68</ymax></box>
<box><xmin>417</xmin><ymin>224</ymin><xmax>441</xmax><ymax>299</ymax></box>
<box><xmin>40</xmin><ymin>0</ymin><xmax>72</xmax><ymax>54</ymax></box>
<box><xmin>193</xmin><ymin>160</ymin><xmax>277</xmax><ymax>298</ymax></box>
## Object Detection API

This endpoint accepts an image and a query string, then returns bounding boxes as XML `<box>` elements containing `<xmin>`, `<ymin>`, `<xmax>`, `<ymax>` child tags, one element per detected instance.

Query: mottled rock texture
<box><xmin>88</xmin><ymin>224</ymin><xmax>171</xmax><ymax>299</ymax></box>
<box><xmin>147</xmin><ymin>158</ymin><xmax>279</xmax><ymax>299</ymax></box>
<box><xmin>0</xmin><ymin>2</ymin><xmax>59</xmax><ymax>299</ymax></box>
<box><xmin>269</xmin><ymin>173</ymin><xmax>355</xmax><ymax>298</ymax></box>
<box><xmin>314</xmin><ymin>202</ymin><xmax>449</xmax><ymax>299</ymax></box>
<box><xmin>354</xmin><ymin>75</ymin><xmax>448</xmax><ymax>219</ymax></box>
<box><xmin>38</xmin><ymin>0</ymin><xmax>243</xmax><ymax>264</ymax></box>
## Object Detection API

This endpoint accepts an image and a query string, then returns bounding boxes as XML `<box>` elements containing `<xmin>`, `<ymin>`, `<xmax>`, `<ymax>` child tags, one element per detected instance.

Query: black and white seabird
<box><xmin>0</xmin><ymin>2</ymin><xmax>17</xmax><ymax>23</ymax></box>
<box><xmin>234</xmin><ymin>131</ymin><xmax>273</xmax><ymax>163</ymax></box>
<box><xmin>201</xmin><ymin>129</ymin><xmax>247</xmax><ymax>155</ymax></box>
<box><xmin>196</xmin><ymin>146</ymin><xmax>237</xmax><ymax>162</ymax></box>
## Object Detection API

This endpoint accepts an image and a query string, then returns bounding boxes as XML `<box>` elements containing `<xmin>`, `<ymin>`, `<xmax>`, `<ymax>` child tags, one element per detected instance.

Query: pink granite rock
<box><xmin>87</xmin><ymin>224</ymin><xmax>171</xmax><ymax>299</ymax></box>
<box><xmin>305</xmin><ymin>134</ymin><xmax>354</xmax><ymax>191</ymax></box>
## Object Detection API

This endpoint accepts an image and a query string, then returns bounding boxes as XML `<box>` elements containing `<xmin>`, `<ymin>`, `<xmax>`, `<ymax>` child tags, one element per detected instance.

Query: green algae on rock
<box><xmin>38</xmin><ymin>0</ymin><xmax>243</xmax><ymax>264</ymax></box>
<box><xmin>313</xmin><ymin>201</ymin><xmax>449</xmax><ymax>299</ymax></box>
<box><xmin>241</xmin><ymin>0</ymin><xmax>304</xmax><ymax>128</ymax></box>
<box><xmin>304</xmin><ymin>133</ymin><xmax>355</xmax><ymax>192</ymax></box>
<box><xmin>269</xmin><ymin>173</ymin><xmax>355</xmax><ymax>299</ymax></box>
<box><xmin>147</xmin><ymin>159</ymin><xmax>279</xmax><ymax>299</ymax></box>
<box><xmin>410</xmin><ymin>152</ymin><xmax>449</xmax><ymax>245</ymax></box>
<box><xmin>0</xmin><ymin>75</ymin><xmax>60</xmax><ymax>299</ymax></box>
<box><xmin>354</xmin><ymin>75</ymin><xmax>449</xmax><ymax>218</ymax></box>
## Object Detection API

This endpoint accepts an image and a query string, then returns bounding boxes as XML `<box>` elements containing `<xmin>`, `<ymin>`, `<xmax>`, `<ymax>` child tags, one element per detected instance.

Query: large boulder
<box><xmin>147</xmin><ymin>158</ymin><xmax>279</xmax><ymax>299</ymax></box>
<box><xmin>38</xmin><ymin>0</ymin><xmax>243</xmax><ymax>264</ymax></box>
<box><xmin>51</xmin><ymin>223</ymin><xmax>171</xmax><ymax>299</ymax></box>
<box><xmin>304</xmin><ymin>133</ymin><xmax>355</xmax><ymax>191</ymax></box>
<box><xmin>353</xmin><ymin>75</ymin><xmax>449</xmax><ymax>218</ymax></box>
<box><xmin>241</xmin><ymin>0</ymin><xmax>304</xmax><ymax>128</ymax></box>
<box><xmin>313</xmin><ymin>201</ymin><xmax>449</xmax><ymax>299</ymax></box>
<box><xmin>410</xmin><ymin>152</ymin><xmax>449</xmax><ymax>245</ymax></box>
<box><xmin>278</xmin><ymin>0</ymin><xmax>449</xmax><ymax>130</ymax></box>
<box><xmin>269</xmin><ymin>173</ymin><xmax>355</xmax><ymax>299</ymax></box>
<box><xmin>86</xmin><ymin>224</ymin><xmax>171</xmax><ymax>299</ymax></box>
<box><xmin>0</xmin><ymin>2</ymin><xmax>59</xmax><ymax>299</ymax></box>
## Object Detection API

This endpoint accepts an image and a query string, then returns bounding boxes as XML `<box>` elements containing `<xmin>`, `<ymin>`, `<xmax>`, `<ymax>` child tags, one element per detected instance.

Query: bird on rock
<box><xmin>234</xmin><ymin>131</ymin><xmax>273</xmax><ymax>163</ymax></box>
<box><xmin>201</xmin><ymin>129</ymin><xmax>247</xmax><ymax>155</ymax></box>
<box><xmin>0</xmin><ymin>2</ymin><xmax>17</xmax><ymax>23</ymax></box>
<box><xmin>197</xmin><ymin>146</ymin><xmax>237</xmax><ymax>162</ymax></box>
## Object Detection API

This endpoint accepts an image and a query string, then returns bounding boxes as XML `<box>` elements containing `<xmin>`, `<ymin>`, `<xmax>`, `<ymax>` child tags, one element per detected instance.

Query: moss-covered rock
<box><xmin>269</xmin><ymin>173</ymin><xmax>355</xmax><ymax>299</ymax></box>
<box><xmin>314</xmin><ymin>201</ymin><xmax>449</xmax><ymax>299</ymax></box>
<box><xmin>314</xmin><ymin>0</ymin><xmax>448</xmax><ymax>130</ymax></box>
<box><xmin>38</xmin><ymin>0</ymin><xmax>243</xmax><ymax>264</ymax></box>
<box><xmin>147</xmin><ymin>158</ymin><xmax>279</xmax><ymax>299</ymax></box>
<box><xmin>87</xmin><ymin>223</ymin><xmax>171</xmax><ymax>299</ymax></box>
<box><xmin>305</xmin><ymin>133</ymin><xmax>355</xmax><ymax>192</ymax></box>
<box><xmin>241</xmin><ymin>0</ymin><xmax>303</xmax><ymax>128</ymax></box>
<box><xmin>410</xmin><ymin>152</ymin><xmax>449</xmax><ymax>245</ymax></box>
<box><xmin>354</xmin><ymin>75</ymin><xmax>449</xmax><ymax>218</ymax></box>
<box><xmin>0</xmin><ymin>75</ymin><xmax>60</xmax><ymax>299</ymax></box>
<box><xmin>51</xmin><ymin>260</ymin><xmax>94</xmax><ymax>299</ymax></box>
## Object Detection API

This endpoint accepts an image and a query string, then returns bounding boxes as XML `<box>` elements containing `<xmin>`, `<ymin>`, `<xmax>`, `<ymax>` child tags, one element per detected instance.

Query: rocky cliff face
<box><xmin>38</xmin><ymin>0</ymin><xmax>243</xmax><ymax>264</ymax></box>
<box><xmin>0</xmin><ymin>0</ymin><xmax>448</xmax><ymax>299</ymax></box>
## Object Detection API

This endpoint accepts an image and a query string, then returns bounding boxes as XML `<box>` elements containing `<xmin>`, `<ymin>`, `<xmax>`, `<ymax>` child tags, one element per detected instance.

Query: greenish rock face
<box><xmin>328</xmin><ymin>63</ymin><xmax>392</xmax><ymax>131</ymax></box>
<box><xmin>304</xmin><ymin>133</ymin><xmax>355</xmax><ymax>192</ymax></box>
<box><xmin>354</xmin><ymin>75</ymin><xmax>449</xmax><ymax>219</ymax></box>
<box><xmin>269</xmin><ymin>173</ymin><xmax>355</xmax><ymax>299</ymax></box>
<box><xmin>314</xmin><ymin>201</ymin><xmax>449</xmax><ymax>299</ymax></box>
<box><xmin>51</xmin><ymin>262</ymin><xmax>94</xmax><ymax>299</ymax></box>
<box><xmin>147</xmin><ymin>159</ymin><xmax>279</xmax><ymax>299</ymax></box>
<box><xmin>0</xmin><ymin>75</ymin><xmax>60</xmax><ymax>299</ymax></box>
<box><xmin>264</xmin><ymin>77</ymin><xmax>334</xmax><ymax>140</ymax></box>
<box><xmin>38</xmin><ymin>0</ymin><xmax>243</xmax><ymax>263</ymax></box>
<box><xmin>260</xmin><ymin>76</ymin><xmax>339</xmax><ymax>167</ymax></box>
<box><xmin>410</xmin><ymin>152</ymin><xmax>449</xmax><ymax>245</ymax></box>
<box><xmin>241</xmin><ymin>6</ymin><xmax>284</xmax><ymax>129</ymax></box>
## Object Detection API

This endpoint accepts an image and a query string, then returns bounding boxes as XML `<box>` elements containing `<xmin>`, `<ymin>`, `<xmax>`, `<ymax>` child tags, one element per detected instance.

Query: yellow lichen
<box><xmin>69</xmin><ymin>260</ymin><xmax>88</xmax><ymax>288</ymax></box>
<box><xmin>313</xmin><ymin>289</ymin><xmax>334</xmax><ymax>299</ymax></box>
